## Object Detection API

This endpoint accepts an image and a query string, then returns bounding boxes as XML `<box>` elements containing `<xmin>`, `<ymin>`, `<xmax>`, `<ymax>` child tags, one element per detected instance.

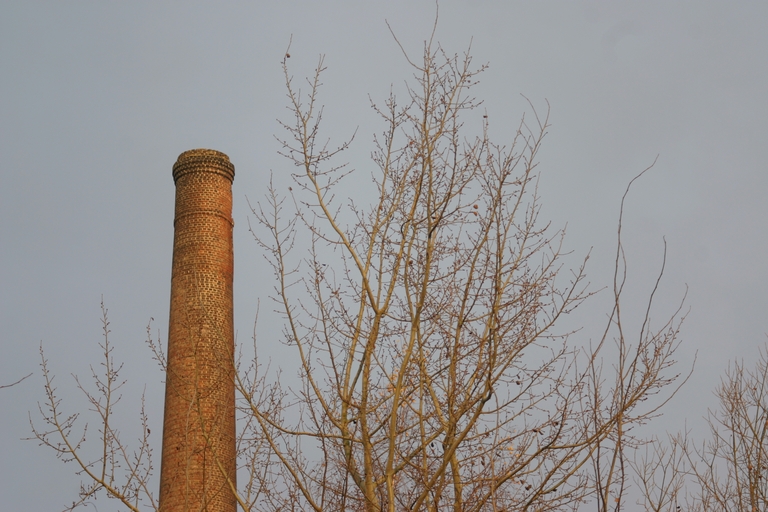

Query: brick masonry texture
<box><xmin>159</xmin><ymin>149</ymin><xmax>236</xmax><ymax>512</ymax></box>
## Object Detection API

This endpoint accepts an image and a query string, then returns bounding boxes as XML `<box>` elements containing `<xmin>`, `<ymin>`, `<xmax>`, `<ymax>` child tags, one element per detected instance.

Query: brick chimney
<box><xmin>159</xmin><ymin>149</ymin><xmax>237</xmax><ymax>511</ymax></box>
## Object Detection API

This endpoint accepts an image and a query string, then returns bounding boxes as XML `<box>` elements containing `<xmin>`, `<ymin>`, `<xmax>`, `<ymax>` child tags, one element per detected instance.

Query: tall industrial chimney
<box><xmin>160</xmin><ymin>149</ymin><xmax>237</xmax><ymax>512</ymax></box>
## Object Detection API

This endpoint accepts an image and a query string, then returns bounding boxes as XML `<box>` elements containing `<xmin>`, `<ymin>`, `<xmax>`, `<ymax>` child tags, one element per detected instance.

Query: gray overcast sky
<box><xmin>2</xmin><ymin>2</ymin><xmax>767</xmax><ymax>509</ymax></box>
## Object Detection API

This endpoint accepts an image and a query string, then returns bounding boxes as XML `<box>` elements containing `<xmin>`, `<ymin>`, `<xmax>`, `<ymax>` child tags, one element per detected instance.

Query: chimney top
<box><xmin>172</xmin><ymin>148</ymin><xmax>235</xmax><ymax>184</ymax></box>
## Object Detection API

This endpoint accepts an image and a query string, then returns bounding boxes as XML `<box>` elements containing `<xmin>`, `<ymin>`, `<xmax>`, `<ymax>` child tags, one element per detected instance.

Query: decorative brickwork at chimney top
<box><xmin>160</xmin><ymin>149</ymin><xmax>237</xmax><ymax>512</ymax></box>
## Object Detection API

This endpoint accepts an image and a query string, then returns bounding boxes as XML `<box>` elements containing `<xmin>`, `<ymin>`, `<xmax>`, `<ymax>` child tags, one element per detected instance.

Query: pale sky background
<box><xmin>2</xmin><ymin>2</ymin><xmax>767</xmax><ymax>510</ymax></box>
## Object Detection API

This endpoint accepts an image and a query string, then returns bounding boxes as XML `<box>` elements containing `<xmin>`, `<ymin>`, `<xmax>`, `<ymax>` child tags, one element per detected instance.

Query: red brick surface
<box><xmin>159</xmin><ymin>149</ymin><xmax>236</xmax><ymax>512</ymax></box>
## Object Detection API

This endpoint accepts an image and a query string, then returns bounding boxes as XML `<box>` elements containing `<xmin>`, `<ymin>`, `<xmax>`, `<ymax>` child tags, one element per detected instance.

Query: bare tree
<box><xmin>629</xmin><ymin>345</ymin><xmax>768</xmax><ymax>512</ymax></box>
<box><xmin>30</xmin><ymin>33</ymin><xmax>687</xmax><ymax>512</ymax></box>
<box><xmin>235</xmin><ymin>32</ymin><xmax>687</xmax><ymax>512</ymax></box>
<box><xmin>681</xmin><ymin>345</ymin><xmax>768</xmax><ymax>512</ymax></box>
<box><xmin>585</xmin><ymin>169</ymin><xmax>691</xmax><ymax>512</ymax></box>
<box><xmin>630</xmin><ymin>434</ymin><xmax>689</xmax><ymax>512</ymax></box>
<box><xmin>29</xmin><ymin>302</ymin><xmax>157</xmax><ymax>512</ymax></box>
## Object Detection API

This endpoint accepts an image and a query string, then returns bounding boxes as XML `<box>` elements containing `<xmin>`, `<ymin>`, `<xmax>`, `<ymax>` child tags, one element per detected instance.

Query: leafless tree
<box><xmin>585</xmin><ymin>168</ymin><xmax>691</xmax><ymax>512</ymax></box>
<box><xmin>235</xmin><ymin>32</ymin><xmax>687</xmax><ymax>511</ymax></box>
<box><xmin>629</xmin><ymin>433</ymin><xmax>689</xmax><ymax>512</ymax></box>
<box><xmin>30</xmin><ymin>32</ymin><xmax>687</xmax><ymax>512</ymax></box>
<box><xmin>629</xmin><ymin>345</ymin><xmax>768</xmax><ymax>512</ymax></box>
<box><xmin>29</xmin><ymin>302</ymin><xmax>156</xmax><ymax>512</ymax></box>
<box><xmin>681</xmin><ymin>345</ymin><xmax>768</xmax><ymax>512</ymax></box>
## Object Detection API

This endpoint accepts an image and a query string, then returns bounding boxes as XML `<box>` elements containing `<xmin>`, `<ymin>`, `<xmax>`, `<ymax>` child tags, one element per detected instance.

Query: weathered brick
<box><xmin>159</xmin><ymin>149</ymin><xmax>236</xmax><ymax>512</ymax></box>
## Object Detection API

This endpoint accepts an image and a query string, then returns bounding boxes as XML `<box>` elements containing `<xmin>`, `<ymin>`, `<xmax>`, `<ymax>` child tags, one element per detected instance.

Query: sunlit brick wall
<box><xmin>159</xmin><ymin>149</ymin><xmax>236</xmax><ymax>512</ymax></box>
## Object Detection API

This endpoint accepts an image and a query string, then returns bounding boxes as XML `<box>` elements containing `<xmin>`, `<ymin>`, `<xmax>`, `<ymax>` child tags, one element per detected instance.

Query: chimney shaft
<box><xmin>160</xmin><ymin>149</ymin><xmax>237</xmax><ymax>512</ymax></box>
